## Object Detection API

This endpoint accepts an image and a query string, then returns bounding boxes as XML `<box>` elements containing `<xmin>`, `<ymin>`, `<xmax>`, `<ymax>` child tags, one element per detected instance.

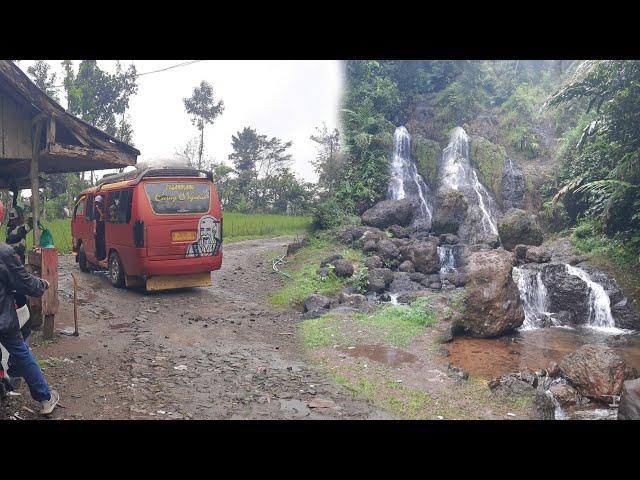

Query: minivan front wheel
<box><xmin>109</xmin><ymin>251</ymin><xmax>125</xmax><ymax>288</ymax></box>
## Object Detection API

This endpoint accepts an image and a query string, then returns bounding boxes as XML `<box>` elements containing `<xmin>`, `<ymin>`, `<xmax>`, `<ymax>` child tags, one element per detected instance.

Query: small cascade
<box><xmin>439</xmin><ymin>127</ymin><xmax>499</xmax><ymax>237</ymax></box>
<box><xmin>514</xmin><ymin>263</ymin><xmax>628</xmax><ymax>333</ymax></box>
<box><xmin>565</xmin><ymin>264</ymin><xmax>616</xmax><ymax>330</ymax></box>
<box><xmin>437</xmin><ymin>245</ymin><xmax>457</xmax><ymax>274</ymax></box>
<box><xmin>513</xmin><ymin>266</ymin><xmax>552</xmax><ymax>330</ymax></box>
<box><xmin>388</xmin><ymin>126</ymin><xmax>433</xmax><ymax>228</ymax></box>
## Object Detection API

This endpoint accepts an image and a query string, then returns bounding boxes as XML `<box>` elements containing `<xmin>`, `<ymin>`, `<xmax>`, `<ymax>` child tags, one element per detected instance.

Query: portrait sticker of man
<box><xmin>186</xmin><ymin>215</ymin><xmax>221</xmax><ymax>257</ymax></box>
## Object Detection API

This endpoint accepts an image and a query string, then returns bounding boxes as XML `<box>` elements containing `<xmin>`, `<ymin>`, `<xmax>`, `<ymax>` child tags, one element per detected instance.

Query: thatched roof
<box><xmin>0</xmin><ymin>60</ymin><xmax>139</xmax><ymax>188</ymax></box>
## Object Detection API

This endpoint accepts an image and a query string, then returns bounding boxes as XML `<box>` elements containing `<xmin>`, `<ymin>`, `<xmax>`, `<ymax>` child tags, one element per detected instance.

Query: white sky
<box><xmin>17</xmin><ymin>60</ymin><xmax>345</xmax><ymax>183</ymax></box>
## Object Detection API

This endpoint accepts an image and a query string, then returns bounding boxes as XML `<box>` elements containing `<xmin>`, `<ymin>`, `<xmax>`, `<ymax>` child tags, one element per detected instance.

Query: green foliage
<box><xmin>62</xmin><ymin>60</ymin><xmax>138</xmax><ymax>143</ymax></box>
<box><xmin>539</xmin><ymin>200</ymin><xmax>571</xmax><ymax>233</ymax></box>
<box><xmin>183</xmin><ymin>80</ymin><xmax>225</xmax><ymax>169</ymax></box>
<box><xmin>547</xmin><ymin>60</ymin><xmax>640</xmax><ymax>240</ymax></box>
<box><xmin>470</xmin><ymin>137</ymin><xmax>506</xmax><ymax>201</ymax></box>
<box><xmin>27</xmin><ymin>61</ymin><xmax>59</xmax><ymax>101</ymax></box>
<box><xmin>312</xmin><ymin>195</ymin><xmax>345</xmax><ymax>230</ymax></box>
<box><xmin>268</xmin><ymin>236</ymin><xmax>363</xmax><ymax>307</ymax></box>
<box><xmin>411</xmin><ymin>135</ymin><xmax>440</xmax><ymax>187</ymax></box>
<box><xmin>353</xmin><ymin>297</ymin><xmax>436</xmax><ymax>346</ymax></box>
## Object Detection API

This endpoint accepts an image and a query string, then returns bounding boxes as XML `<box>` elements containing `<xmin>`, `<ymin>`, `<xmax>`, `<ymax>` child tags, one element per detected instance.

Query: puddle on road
<box><xmin>340</xmin><ymin>344</ymin><xmax>418</xmax><ymax>367</ymax></box>
<box><xmin>447</xmin><ymin>328</ymin><xmax>640</xmax><ymax>379</ymax></box>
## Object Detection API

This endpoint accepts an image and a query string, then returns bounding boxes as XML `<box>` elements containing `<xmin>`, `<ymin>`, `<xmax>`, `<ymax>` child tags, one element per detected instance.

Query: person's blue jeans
<box><xmin>0</xmin><ymin>329</ymin><xmax>50</xmax><ymax>402</ymax></box>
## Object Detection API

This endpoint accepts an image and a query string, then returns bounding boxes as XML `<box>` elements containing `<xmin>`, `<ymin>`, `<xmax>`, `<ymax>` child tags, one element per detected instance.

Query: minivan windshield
<box><xmin>144</xmin><ymin>182</ymin><xmax>211</xmax><ymax>215</ymax></box>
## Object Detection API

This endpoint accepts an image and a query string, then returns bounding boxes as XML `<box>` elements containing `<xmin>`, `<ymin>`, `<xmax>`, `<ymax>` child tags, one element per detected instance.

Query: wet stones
<box><xmin>366</xmin><ymin>268</ymin><xmax>394</xmax><ymax>293</ymax></box>
<box><xmin>618</xmin><ymin>378</ymin><xmax>640</xmax><ymax>420</ymax></box>
<box><xmin>559</xmin><ymin>344</ymin><xmax>639</xmax><ymax>402</ymax></box>
<box><xmin>399</xmin><ymin>242</ymin><xmax>440</xmax><ymax>274</ymax></box>
<box><xmin>303</xmin><ymin>294</ymin><xmax>335</xmax><ymax>318</ymax></box>
<box><xmin>332</xmin><ymin>259</ymin><xmax>354</xmax><ymax>278</ymax></box>
<box><xmin>497</xmin><ymin>208</ymin><xmax>544</xmax><ymax>251</ymax></box>
<box><xmin>398</xmin><ymin>260</ymin><xmax>415</xmax><ymax>273</ymax></box>
<box><xmin>361</xmin><ymin>199</ymin><xmax>415</xmax><ymax>229</ymax></box>
<box><xmin>524</xmin><ymin>246</ymin><xmax>551</xmax><ymax>264</ymax></box>
<box><xmin>454</xmin><ymin>249</ymin><xmax>524</xmax><ymax>338</ymax></box>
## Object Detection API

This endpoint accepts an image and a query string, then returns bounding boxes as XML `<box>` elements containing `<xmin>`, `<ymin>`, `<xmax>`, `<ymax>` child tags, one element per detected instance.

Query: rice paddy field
<box><xmin>0</xmin><ymin>212</ymin><xmax>312</xmax><ymax>254</ymax></box>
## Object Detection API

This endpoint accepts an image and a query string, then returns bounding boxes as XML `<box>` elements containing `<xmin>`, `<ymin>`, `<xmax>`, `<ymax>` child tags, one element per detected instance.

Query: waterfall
<box><xmin>388</xmin><ymin>126</ymin><xmax>433</xmax><ymax>228</ymax></box>
<box><xmin>514</xmin><ymin>263</ymin><xmax>628</xmax><ymax>333</ymax></box>
<box><xmin>513</xmin><ymin>266</ymin><xmax>551</xmax><ymax>330</ymax></box>
<box><xmin>565</xmin><ymin>264</ymin><xmax>616</xmax><ymax>330</ymax></box>
<box><xmin>440</xmin><ymin>127</ymin><xmax>499</xmax><ymax>236</ymax></box>
<box><xmin>438</xmin><ymin>245</ymin><xmax>456</xmax><ymax>274</ymax></box>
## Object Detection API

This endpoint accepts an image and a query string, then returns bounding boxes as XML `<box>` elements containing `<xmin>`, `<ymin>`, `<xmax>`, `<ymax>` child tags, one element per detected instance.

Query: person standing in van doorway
<box><xmin>0</xmin><ymin>200</ymin><xmax>59</xmax><ymax>415</ymax></box>
<box><xmin>94</xmin><ymin>195</ymin><xmax>106</xmax><ymax>261</ymax></box>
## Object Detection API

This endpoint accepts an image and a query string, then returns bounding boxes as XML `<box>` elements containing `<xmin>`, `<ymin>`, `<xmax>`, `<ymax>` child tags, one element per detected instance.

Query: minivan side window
<box><xmin>74</xmin><ymin>196</ymin><xmax>85</xmax><ymax>218</ymax></box>
<box><xmin>106</xmin><ymin>189</ymin><xmax>133</xmax><ymax>224</ymax></box>
<box><xmin>86</xmin><ymin>194</ymin><xmax>95</xmax><ymax>221</ymax></box>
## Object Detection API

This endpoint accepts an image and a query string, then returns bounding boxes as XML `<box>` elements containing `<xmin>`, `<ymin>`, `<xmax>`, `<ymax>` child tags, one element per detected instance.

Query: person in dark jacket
<box><xmin>5</xmin><ymin>206</ymin><xmax>32</xmax><ymax>265</ymax></box>
<box><xmin>0</xmin><ymin>201</ymin><xmax>59</xmax><ymax>415</ymax></box>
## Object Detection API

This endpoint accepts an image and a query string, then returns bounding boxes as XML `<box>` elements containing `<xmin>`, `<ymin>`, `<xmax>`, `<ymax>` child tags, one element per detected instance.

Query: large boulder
<box><xmin>376</xmin><ymin>238</ymin><xmax>401</xmax><ymax>262</ymax></box>
<box><xmin>399</xmin><ymin>242</ymin><xmax>440</xmax><ymax>274</ymax></box>
<box><xmin>524</xmin><ymin>246</ymin><xmax>551</xmax><ymax>264</ymax></box>
<box><xmin>366</xmin><ymin>268</ymin><xmax>394</xmax><ymax>293</ymax></box>
<box><xmin>389</xmin><ymin>272</ymin><xmax>422</xmax><ymax>294</ymax></box>
<box><xmin>431</xmin><ymin>190</ymin><xmax>468</xmax><ymax>235</ymax></box>
<box><xmin>618</xmin><ymin>378</ymin><xmax>640</xmax><ymax>420</ymax></box>
<box><xmin>332</xmin><ymin>259</ymin><xmax>354</xmax><ymax>278</ymax></box>
<box><xmin>497</xmin><ymin>208</ymin><xmax>544</xmax><ymax>251</ymax></box>
<box><xmin>361</xmin><ymin>199</ymin><xmax>415</xmax><ymax>229</ymax></box>
<box><xmin>454</xmin><ymin>249</ymin><xmax>524</xmax><ymax>338</ymax></box>
<box><xmin>302</xmin><ymin>294</ymin><xmax>335</xmax><ymax>318</ymax></box>
<box><xmin>540</xmin><ymin>263</ymin><xmax>591</xmax><ymax>325</ymax></box>
<box><xmin>559</xmin><ymin>344</ymin><xmax>639</xmax><ymax>403</ymax></box>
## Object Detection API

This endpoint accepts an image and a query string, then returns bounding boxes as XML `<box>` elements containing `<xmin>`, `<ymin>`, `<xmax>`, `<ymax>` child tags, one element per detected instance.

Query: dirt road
<box><xmin>1</xmin><ymin>236</ymin><xmax>391</xmax><ymax>420</ymax></box>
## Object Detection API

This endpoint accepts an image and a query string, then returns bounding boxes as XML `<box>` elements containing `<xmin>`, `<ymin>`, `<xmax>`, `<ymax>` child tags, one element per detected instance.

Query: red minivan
<box><xmin>71</xmin><ymin>167</ymin><xmax>223</xmax><ymax>291</ymax></box>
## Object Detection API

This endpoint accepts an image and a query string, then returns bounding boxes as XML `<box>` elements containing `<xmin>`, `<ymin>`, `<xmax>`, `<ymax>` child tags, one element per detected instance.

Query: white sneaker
<box><xmin>40</xmin><ymin>389</ymin><xmax>60</xmax><ymax>415</ymax></box>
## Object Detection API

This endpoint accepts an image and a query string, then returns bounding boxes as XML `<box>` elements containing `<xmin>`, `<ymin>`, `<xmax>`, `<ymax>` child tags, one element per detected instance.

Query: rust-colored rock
<box><xmin>453</xmin><ymin>249</ymin><xmax>524</xmax><ymax>338</ymax></box>
<box><xmin>559</xmin><ymin>344</ymin><xmax>639</xmax><ymax>403</ymax></box>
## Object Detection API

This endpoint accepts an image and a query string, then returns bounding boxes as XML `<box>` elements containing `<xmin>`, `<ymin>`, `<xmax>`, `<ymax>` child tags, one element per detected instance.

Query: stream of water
<box><xmin>388</xmin><ymin>126</ymin><xmax>433</xmax><ymax>228</ymax></box>
<box><xmin>440</xmin><ymin>127</ymin><xmax>499</xmax><ymax>236</ymax></box>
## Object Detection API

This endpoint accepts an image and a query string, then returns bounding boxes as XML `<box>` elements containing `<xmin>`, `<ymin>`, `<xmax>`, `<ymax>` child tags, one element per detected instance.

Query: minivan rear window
<box><xmin>144</xmin><ymin>182</ymin><xmax>211</xmax><ymax>215</ymax></box>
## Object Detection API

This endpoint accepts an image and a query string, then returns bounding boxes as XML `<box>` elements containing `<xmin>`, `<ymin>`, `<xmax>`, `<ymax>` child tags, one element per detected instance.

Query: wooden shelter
<box><xmin>0</xmin><ymin>60</ymin><xmax>140</xmax><ymax>338</ymax></box>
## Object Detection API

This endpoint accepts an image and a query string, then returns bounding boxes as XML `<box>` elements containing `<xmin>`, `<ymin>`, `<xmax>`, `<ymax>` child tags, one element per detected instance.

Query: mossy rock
<box><xmin>432</xmin><ymin>190</ymin><xmax>468</xmax><ymax>235</ymax></box>
<box><xmin>470</xmin><ymin>136</ymin><xmax>506</xmax><ymax>203</ymax></box>
<box><xmin>411</xmin><ymin>134</ymin><xmax>441</xmax><ymax>187</ymax></box>
<box><xmin>497</xmin><ymin>208</ymin><xmax>544</xmax><ymax>251</ymax></box>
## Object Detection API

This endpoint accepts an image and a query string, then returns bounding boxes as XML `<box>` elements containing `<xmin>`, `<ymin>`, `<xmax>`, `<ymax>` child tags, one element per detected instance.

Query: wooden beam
<box><xmin>46</xmin><ymin>115</ymin><xmax>56</xmax><ymax>147</ymax></box>
<box><xmin>31</xmin><ymin>120</ymin><xmax>43</xmax><ymax>246</ymax></box>
<box><xmin>45</xmin><ymin>142</ymin><xmax>137</xmax><ymax>167</ymax></box>
<box><xmin>31</xmin><ymin>111</ymin><xmax>48</xmax><ymax>126</ymax></box>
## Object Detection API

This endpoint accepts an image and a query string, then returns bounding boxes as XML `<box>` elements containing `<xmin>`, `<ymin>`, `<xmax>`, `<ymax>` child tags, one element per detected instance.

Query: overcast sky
<box><xmin>17</xmin><ymin>60</ymin><xmax>345</xmax><ymax>182</ymax></box>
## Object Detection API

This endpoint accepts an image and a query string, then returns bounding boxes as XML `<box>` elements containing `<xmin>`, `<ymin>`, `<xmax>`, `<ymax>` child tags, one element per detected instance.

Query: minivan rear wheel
<box><xmin>109</xmin><ymin>251</ymin><xmax>125</xmax><ymax>288</ymax></box>
<box><xmin>78</xmin><ymin>244</ymin><xmax>89</xmax><ymax>272</ymax></box>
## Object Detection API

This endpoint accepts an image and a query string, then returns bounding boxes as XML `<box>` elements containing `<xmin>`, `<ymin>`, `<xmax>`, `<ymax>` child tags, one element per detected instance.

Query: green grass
<box><xmin>298</xmin><ymin>297</ymin><xmax>437</xmax><ymax>349</ymax></box>
<box><xmin>352</xmin><ymin>297</ymin><xmax>437</xmax><ymax>347</ymax></box>
<box><xmin>269</xmin><ymin>235</ymin><xmax>364</xmax><ymax>307</ymax></box>
<box><xmin>0</xmin><ymin>212</ymin><xmax>312</xmax><ymax>254</ymax></box>
<box><xmin>222</xmin><ymin>212</ymin><xmax>312</xmax><ymax>242</ymax></box>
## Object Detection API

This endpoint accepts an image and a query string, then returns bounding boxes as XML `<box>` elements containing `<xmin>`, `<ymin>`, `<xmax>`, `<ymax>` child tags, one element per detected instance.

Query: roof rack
<box><xmin>97</xmin><ymin>166</ymin><xmax>213</xmax><ymax>186</ymax></box>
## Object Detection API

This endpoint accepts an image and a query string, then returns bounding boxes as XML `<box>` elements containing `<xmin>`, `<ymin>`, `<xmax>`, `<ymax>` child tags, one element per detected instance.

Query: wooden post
<box><xmin>31</xmin><ymin>119</ymin><xmax>43</xmax><ymax>246</ymax></box>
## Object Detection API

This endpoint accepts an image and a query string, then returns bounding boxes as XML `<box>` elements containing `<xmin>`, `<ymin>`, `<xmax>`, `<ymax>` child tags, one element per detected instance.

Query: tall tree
<box><xmin>62</xmin><ymin>60</ymin><xmax>138</xmax><ymax>143</ymax></box>
<box><xmin>27</xmin><ymin>60</ymin><xmax>60</xmax><ymax>101</ymax></box>
<box><xmin>229</xmin><ymin>127</ymin><xmax>263</xmax><ymax>190</ymax></box>
<box><xmin>183</xmin><ymin>81</ymin><xmax>225</xmax><ymax>169</ymax></box>
<box><xmin>310</xmin><ymin>123</ymin><xmax>343</xmax><ymax>192</ymax></box>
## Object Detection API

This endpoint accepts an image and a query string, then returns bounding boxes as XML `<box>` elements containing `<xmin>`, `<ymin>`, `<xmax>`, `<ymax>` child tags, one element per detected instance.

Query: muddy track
<box><xmin>2</xmin><ymin>236</ymin><xmax>391</xmax><ymax>420</ymax></box>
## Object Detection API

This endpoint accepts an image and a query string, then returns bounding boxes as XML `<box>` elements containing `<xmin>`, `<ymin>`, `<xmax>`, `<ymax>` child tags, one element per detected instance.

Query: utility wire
<box><xmin>50</xmin><ymin>60</ymin><xmax>205</xmax><ymax>89</ymax></box>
